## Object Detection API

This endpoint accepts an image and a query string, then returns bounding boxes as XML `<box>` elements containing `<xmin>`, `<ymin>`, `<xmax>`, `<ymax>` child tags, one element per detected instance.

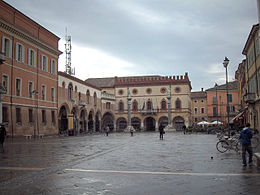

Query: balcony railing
<box><xmin>101</xmin><ymin>92</ymin><xmax>115</xmax><ymax>100</ymax></box>
<box><xmin>244</xmin><ymin>93</ymin><xmax>255</xmax><ymax>104</ymax></box>
<box><xmin>140</xmin><ymin>109</ymin><xmax>158</xmax><ymax>115</ymax></box>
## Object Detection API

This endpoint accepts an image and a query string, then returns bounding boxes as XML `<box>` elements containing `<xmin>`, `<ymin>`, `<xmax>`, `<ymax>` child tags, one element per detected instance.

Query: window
<box><xmin>42</xmin><ymin>110</ymin><xmax>46</xmax><ymax>124</ymax></box>
<box><xmin>231</xmin><ymin>106</ymin><xmax>235</xmax><ymax>112</ymax></box>
<box><xmin>106</xmin><ymin>102</ymin><xmax>111</xmax><ymax>109</ymax></box>
<box><xmin>132</xmin><ymin>89</ymin><xmax>138</xmax><ymax>95</ymax></box>
<box><xmin>212</xmin><ymin>97</ymin><xmax>217</xmax><ymax>104</ymax></box>
<box><xmin>227</xmin><ymin>94</ymin><xmax>232</xmax><ymax>103</ymax></box>
<box><xmin>201</xmin><ymin>100</ymin><xmax>204</xmax><ymax>103</ymax></box>
<box><xmin>213</xmin><ymin>107</ymin><xmax>217</xmax><ymax>117</ymax></box>
<box><xmin>132</xmin><ymin>100</ymin><xmax>138</xmax><ymax>111</ymax></box>
<box><xmin>51</xmin><ymin>110</ymin><xmax>55</xmax><ymax>125</ymax></box>
<box><xmin>201</xmin><ymin>107</ymin><xmax>205</xmax><ymax>114</ymax></box>
<box><xmin>28</xmin><ymin>81</ymin><xmax>33</xmax><ymax>98</ymax></box>
<box><xmin>147</xmin><ymin>100</ymin><xmax>152</xmax><ymax>110</ymax></box>
<box><xmin>16</xmin><ymin>78</ymin><xmax>21</xmax><ymax>96</ymax></box>
<box><xmin>194</xmin><ymin>118</ymin><xmax>198</xmax><ymax>122</ymax></box>
<box><xmin>41</xmin><ymin>55</ymin><xmax>48</xmax><ymax>72</ymax></box>
<box><xmin>42</xmin><ymin>85</ymin><xmax>46</xmax><ymax>100</ymax></box>
<box><xmin>29</xmin><ymin>108</ymin><xmax>33</xmax><ymax>123</ymax></box>
<box><xmin>2</xmin><ymin>106</ymin><xmax>8</xmax><ymax>123</ymax></box>
<box><xmin>175</xmin><ymin>87</ymin><xmax>181</xmax><ymax>93</ymax></box>
<box><xmin>51</xmin><ymin>87</ymin><xmax>55</xmax><ymax>102</ymax></box>
<box><xmin>78</xmin><ymin>92</ymin><xmax>81</xmax><ymax>101</ymax></box>
<box><xmin>119</xmin><ymin>89</ymin><xmax>124</xmax><ymax>95</ymax></box>
<box><xmin>16</xmin><ymin>107</ymin><xmax>21</xmax><ymax>124</ymax></box>
<box><xmin>2</xmin><ymin>75</ymin><xmax>8</xmax><ymax>93</ymax></box>
<box><xmin>194</xmin><ymin>100</ymin><xmax>197</xmax><ymax>103</ymax></box>
<box><xmin>194</xmin><ymin>108</ymin><xmax>198</xmax><ymax>114</ymax></box>
<box><xmin>28</xmin><ymin>49</ymin><xmax>36</xmax><ymax>67</ymax></box>
<box><xmin>15</xmin><ymin>43</ymin><xmax>25</xmax><ymax>62</ymax></box>
<box><xmin>94</xmin><ymin>92</ymin><xmax>97</xmax><ymax>107</ymax></box>
<box><xmin>68</xmin><ymin>84</ymin><xmax>73</xmax><ymax>100</ymax></box>
<box><xmin>175</xmin><ymin>99</ymin><xmax>181</xmax><ymax>109</ymax></box>
<box><xmin>50</xmin><ymin>59</ymin><xmax>56</xmax><ymax>75</ymax></box>
<box><xmin>86</xmin><ymin>90</ymin><xmax>90</xmax><ymax>104</ymax></box>
<box><xmin>146</xmin><ymin>88</ymin><xmax>152</xmax><ymax>94</ymax></box>
<box><xmin>119</xmin><ymin>101</ymin><xmax>124</xmax><ymax>111</ymax></box>
<box><xmin>160</xmin><ymin>87</ymin><xmax>166</xmax><ymax>93</ymax></box>
<box><xmin>161</xmin><ymin>100</ymin><xmax>167</xmax><ymax>110</ymax></box>
<box><xmin>1</xmin><ymin>36</ymin><xmax>12</xmax><ymax>58</ymax></box>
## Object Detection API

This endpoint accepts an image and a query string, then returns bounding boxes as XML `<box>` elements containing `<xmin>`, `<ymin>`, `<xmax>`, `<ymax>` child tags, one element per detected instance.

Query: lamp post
<box><xmin>215</xmin><ymin>83</ymin><xmax>218</xmax><ymax>126</ymax></box>
<box><xmin>223</xmin><ymin>57</ymin><xmax>230</xmax><ymax>137</ymax></box>
<box><xmin>127</xmin><ymin>87</ymin><xmax>132</xmax><ymax>132</ymax></box>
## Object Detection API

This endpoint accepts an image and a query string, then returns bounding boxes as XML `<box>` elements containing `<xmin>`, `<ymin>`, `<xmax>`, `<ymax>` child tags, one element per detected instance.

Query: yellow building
<box><xmin>191</xmin><ymin>88</ymin><xmax>207</xmax><ymax>124</ymax></box>
<box><xmin>87</xmin><ymin>73</ymin><xmax>192</xmax><ymax>131</ymax></box>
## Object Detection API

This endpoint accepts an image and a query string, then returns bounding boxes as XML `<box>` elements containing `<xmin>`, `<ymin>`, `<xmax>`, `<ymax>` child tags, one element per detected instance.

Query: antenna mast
<box><xmin>65</xmin><ymin>28</ymin><xmax>75</xmax><ymax>75</ymax></box>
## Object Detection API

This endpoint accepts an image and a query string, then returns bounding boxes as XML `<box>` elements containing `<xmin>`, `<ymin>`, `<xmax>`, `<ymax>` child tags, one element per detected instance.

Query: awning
<box><xmin>231</xmin><ymin>111</ymin><xmax>244</xmax><ymax>122</ymax></box>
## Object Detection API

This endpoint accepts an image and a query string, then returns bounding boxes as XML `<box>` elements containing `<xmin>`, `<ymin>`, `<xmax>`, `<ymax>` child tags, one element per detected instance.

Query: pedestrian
<box><xmin>106</xmin><ymin>126</ymin><xmax>109</xmax><ymax>136</ymax></box>
<box><xmin>183</xmin><ymin>125</ymin><xmax>186</xmax><ymax>134</ymax></box>
<box><xmin>0</xmin><ymin>124</ymin><xmax>7</xmax><ymax>152</ymax></box>
<box><xmin>159</xmin><ymin>125</ymin><xmax>164</xmax><ymax>140</ymax></box>
<box><xmin>130</xmin><ymin>126</ymin><xmax>134</xmax><ymax>136</ymax></box>
<box><xmin>240</xmin><ymin>123</ymin><xmax>253</xmax><ymax>167</ymax></box>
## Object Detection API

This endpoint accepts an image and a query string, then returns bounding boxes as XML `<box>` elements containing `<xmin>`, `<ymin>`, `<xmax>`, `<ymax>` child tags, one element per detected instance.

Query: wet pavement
<box><xmin>0</xmin><ymin>132</ymin><xmax>260</xmax><ymax>195</ymax></box>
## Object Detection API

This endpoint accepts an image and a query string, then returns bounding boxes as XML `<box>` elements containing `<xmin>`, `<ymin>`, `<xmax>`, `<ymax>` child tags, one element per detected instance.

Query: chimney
<box><xmin>201</xmin><ymin>88</ymin><xmax>204</xmax><ymax>91</ymax></box>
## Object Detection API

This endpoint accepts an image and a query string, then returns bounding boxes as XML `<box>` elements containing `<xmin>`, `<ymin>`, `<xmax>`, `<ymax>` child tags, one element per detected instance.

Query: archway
<box><xmin>102</xmin><ymin>112</ymin><xmax>114</xmax><ymax>131</ymax></box>
<box><xmin>79</xmin><ymin>109</ymin><xmax>87</xmax><ymax>133</ymax></box>
<box><xmin>144</xmin><ymin>117</ymin><xmax>155</xmax><ymax>131</ymax></box>
<box><xmin>88</xmin><ymin>111</ymin><xmax>94</xmax><ymax>132</ymax></box>
<box><xmin>58</xmin><ymin>106</ymin><xmax>68</xmax><ymax>134</ymax></box>
<box><xmin>173</xmin><ymin>116</ymin><xmax>185</xmax><ymax>131</ymax></box>
<box><xmin>131</xmin><ymin>117</ymin><xmax>141</xmax><ymax>131</ymax></box>
<box><xmin>116</xmin><ymin>117</ymin><xmax>127</xmax><ymax>131</ymax></box>
<box><xmin>158</xmin><ymin>116</ymin><xmax>168</xmax><ymax>129</ymax></box>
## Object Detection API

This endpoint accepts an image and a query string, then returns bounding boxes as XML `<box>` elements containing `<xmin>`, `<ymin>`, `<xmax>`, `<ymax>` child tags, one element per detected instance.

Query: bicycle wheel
<box><xmin>235</xmin><ymin>140</ymin><xmax>241</xmax><ymax>151</ymax></box>
<box><xmin>216</xmin><ymin>140</ymin><xmax>229</xmax><ymax>153</ymax></box>
<box><xmin>251</xmin><ymin>137</ymin><xmax>259</xmax><ymax>148</ymax></box>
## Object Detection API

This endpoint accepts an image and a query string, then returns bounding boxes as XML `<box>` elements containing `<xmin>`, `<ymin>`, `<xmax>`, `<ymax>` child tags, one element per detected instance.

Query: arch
<box><xmin>131</xmin><ymin>117</ymin><xmax>141</xmax><ymax>131</ymax></box>
<box><xmin>68</xmin><ymin>82</ymin><xmax>73</xmax><ymax>100</ymax></box>
<box><xmin>79</xmin><ymin>108</ymin><xmax>87</xmax><ymax>133</ymax></box>
<box><xmin>102</xmin><ymin>112</ymin><xmax>114</xmax><ymax>131</ymax></box>
<box><xmin>173</xmin><ymin>116</ymin><xmax>185</xmax><ymax>131</ymax></box>
<box><xmin>144</xmin><ymin>117</ymin><xmax>155</xmax><ymax>131</ymax></box>
<box><xmin>58</xmin><ymin>105</ymin><xmax>68</xmax><ymax>134</ymax></box>
<box><xmin>158</xmin><ymin>116</ymin><xmax>168</xmax><ymax>129</ymax></box>
<box><xmin>88</xmin><ymin>111</ymin><xmax>94</xmax><ymax>132</ymax></box>
<box><xmin>116</xmin><ymin>117</ymin><xmax>127</xmax><ymax>131</ymax></box>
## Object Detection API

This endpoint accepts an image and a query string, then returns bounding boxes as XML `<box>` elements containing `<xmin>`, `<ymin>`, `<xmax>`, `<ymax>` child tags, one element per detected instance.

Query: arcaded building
<box><xmin>0</xmin><ymin>1</ymin><xmax>62</xmax><ymax>136</ymax></box>
<box><xmin>87</xmin><ymin>73</ymin><xmax>192</xmax><ymax>131</ymax></box>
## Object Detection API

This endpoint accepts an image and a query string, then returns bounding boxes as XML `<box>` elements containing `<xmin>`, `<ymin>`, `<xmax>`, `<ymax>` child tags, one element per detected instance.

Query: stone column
<box><xmin>127</xmin><ymin>87</ymin><xmax>132</xmax><ymax>132</ymax></box>
<box><xmin>155</xmin><ymin>120</ymin><xmax>159</xmax><ymax>131</ymax></box>
<box><xmin>141</xmin><ymin>121</ymin><xmax>144</xmax><ymax>131</ymax></box>
<box><xmin>167</xmin><ymin>87</ymin><xmax>172</xmax><ymax>127</ymax></box>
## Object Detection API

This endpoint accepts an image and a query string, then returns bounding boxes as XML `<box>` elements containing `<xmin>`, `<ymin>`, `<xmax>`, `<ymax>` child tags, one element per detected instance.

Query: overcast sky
<box><xmin>4</xmin><ymin>0</ymin><xmax>258</xmax><ymax>91</ymax></box>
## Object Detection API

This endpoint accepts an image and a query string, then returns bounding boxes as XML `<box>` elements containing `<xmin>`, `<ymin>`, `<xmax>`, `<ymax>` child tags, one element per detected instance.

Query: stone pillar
<box><xmin>141</xmin><ymin>121</ymin><xmax>144</xmax><ymax>131</ymax></box>
<box><xmin>155</xmin><ymin>120</ymin><xmax>159</xmax><ymax>131</ymax></box>
<box><xmin>127</xmin><ymin>87</ymin><xmax>132</xmax><ymax>132</ymax></box>
<box><xmin>93</xmin><ymin>120</ymin><xmax>96</xmax><ymax>132</ymax></box>
<box><xmin>167</xmin><ymin>87</ymin><xmax>172</xmax><ymax>127</ymax></box>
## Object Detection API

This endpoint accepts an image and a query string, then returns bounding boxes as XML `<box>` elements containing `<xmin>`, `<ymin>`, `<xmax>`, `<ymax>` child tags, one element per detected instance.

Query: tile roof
<box><xmin>205</xmin><ymin>80</ymin><xmax>239</xmax><ymax>92</ymax></box>
<box><xmin>191</xmin><ymin>91</ymin><xmax>207</xmax><ymax>98</ymax></box>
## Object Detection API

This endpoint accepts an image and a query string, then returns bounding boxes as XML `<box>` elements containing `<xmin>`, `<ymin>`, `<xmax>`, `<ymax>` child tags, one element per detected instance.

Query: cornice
<box><xmin>0</xmin><ymin>19</ymin><xmax>62</xmax><ymax>56</ymax></box>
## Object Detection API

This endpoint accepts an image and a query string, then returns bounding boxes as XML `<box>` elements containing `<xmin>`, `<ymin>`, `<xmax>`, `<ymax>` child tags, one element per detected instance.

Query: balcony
<box><xmin>140</xmin><ymin>109</ymin><xmax>158</xmax><ymax>115</ymax></box>
<box><xmin>101</xmin><ymin>92</ymin><xmax>115</xmax><ymax>100</ymax></box>
<box><xmin>244</xmin><ymin>93</ymin><xmax>255</xmax><ymax>104</ymax></box>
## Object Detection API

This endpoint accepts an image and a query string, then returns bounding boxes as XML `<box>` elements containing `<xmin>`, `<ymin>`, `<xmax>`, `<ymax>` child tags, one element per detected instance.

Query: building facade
<box><xmin>206</xmin><ymin>81</ymin><xmax>239</xmax><ymax>126</ymax></box>
<box><xmin>0</xmin><ymin>1</ymin><xmax>61</xmax><ymax>136</ymax></box>
<box><xmin>191</xmin><ymin>88</ymin><xmax>207</xmax><ymax>124</ymax></box>
<box><xmin>241</xmin><ymin>24</ymin><xmax>260</xmax><ymax>132</ymax></box>
<box><xmin>87</xmin><ymin>73</ymin><xmax>192</xmax><ymax>131</ymax></box>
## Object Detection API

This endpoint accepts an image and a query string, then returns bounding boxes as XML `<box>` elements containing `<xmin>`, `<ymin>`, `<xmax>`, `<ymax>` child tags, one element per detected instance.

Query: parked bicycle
<box><xmin>216</xmin><ymin>134</ymin><xmax>260</xmax><ymax>153</ymax></box>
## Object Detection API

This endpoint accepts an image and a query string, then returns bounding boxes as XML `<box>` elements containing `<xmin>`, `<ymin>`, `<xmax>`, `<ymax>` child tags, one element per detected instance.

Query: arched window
<box><xmin>147</xmin><ymin>100</ymin><xmax>152</xmax><ymax>110</ymax></box>
<box><xmin>78</xmin><ymin>92</ymin><xmax>81</xmax><ymax>101</ymax></box>
<box><xmin>132</xmin><ymin>100</ymin><xmax>138</xmax><ymax>111</ymax></box>
<box><xmin>62</xmin><ymin>81</ymin><xmax>65</xmax><ymax>88</ymax></box>
<box><xmin>68</xmin><ymin>83</ymin><xmax>73</xmax><ymax>100</ymax></box>
<box><xmin>94</xmin><ymin>92</ymin><xmax>97</xmax><ymax>107</ymax></box>
<box><xmin>86</xmin><ymin>90</ymin><xmax>90</xmax><ymax>104</ymax></box>
<box><xmin>119</xmin><ymin>101</ymin><xmax>124</xmax><ymax>111</ymax></box>
<box><xmin>161</xmin><ymin>99</ymin><xmax>167</xmax><ymax>110</ymax></box>
<box><xmin>175</xmin><ymin>99</ymin><xmax>181</xmax><ymax>109</ymax></box>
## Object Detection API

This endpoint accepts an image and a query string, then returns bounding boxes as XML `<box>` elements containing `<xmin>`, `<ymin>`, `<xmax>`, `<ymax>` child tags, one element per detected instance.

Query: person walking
<box><xmin>106</xmin><ymin>126</ymin><xmax>109</xmax><ymax>136</ymax></box>
<box><xmin>0</xmin><ymin>125</ymin><xmax>7</xmax><ymax>152</ymax></box>
<box><xmin>159</xmin><ymin>125</ymin><xmax>164</xmax><ymax>140</ymax></box>
<box><xmin>130</xmin><ymin>126</ymin><xmax>134</xmax><ymax>136</ymax></box>
<box><xmin>240</xmin><ymin>123</ymin><xmax>253</xmax><ymax>167</ymax></box>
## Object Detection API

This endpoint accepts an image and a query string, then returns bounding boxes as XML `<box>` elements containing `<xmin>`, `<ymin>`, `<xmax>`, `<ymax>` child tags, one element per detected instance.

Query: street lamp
<box><xmin>215</xmin><ymin>83</ymin><xmax>218</xmax><ymax>125</ymax></box>
<box><xmin>223</xmin><ymin>57</ymin><xmax>230</xmax><ymax>137</ymax></box>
